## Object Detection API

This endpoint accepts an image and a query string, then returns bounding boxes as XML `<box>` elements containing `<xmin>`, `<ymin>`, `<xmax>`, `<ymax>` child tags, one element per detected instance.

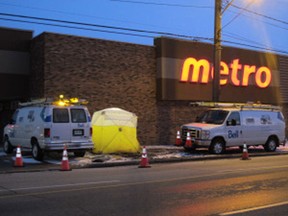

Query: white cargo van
<box><xmin>3</xmin><ymin>97</ymin><xmax>93</xmax><ymax>160</ymax></box>
<box><xmin>181</xmin><ymin>103</ymin><xmax>286</xmax><ymax>154</ymax></box>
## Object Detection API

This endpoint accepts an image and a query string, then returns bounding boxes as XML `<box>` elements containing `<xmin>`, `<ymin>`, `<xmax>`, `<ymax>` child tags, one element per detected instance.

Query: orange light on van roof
<box><xmin>57</xmin><ymin>101</ymin><xmax>66</xmax><ymax>106</ymax></box>
<box><xmin>70</xmin><ymin>98</ymin><xmax>79</xmax><ymax>103</ymax></box>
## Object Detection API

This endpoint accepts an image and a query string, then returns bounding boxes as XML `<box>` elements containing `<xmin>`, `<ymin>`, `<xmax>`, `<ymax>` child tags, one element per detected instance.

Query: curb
<box><xmin>71</xmin><ymin>150</ymin><xmax>288</xmax><ymax>169</ymax></box>
<box><xmin>1</xmin><ymin>149</ymin><xmax>288</xmax><ymax>174</ymax></box>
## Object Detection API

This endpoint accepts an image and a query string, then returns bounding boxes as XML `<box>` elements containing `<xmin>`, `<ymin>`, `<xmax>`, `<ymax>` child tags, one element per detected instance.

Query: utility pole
<box><xmin>213</xmin><ymin>0</ymin><xmax>222</xmax><ymax>102</ymax></box>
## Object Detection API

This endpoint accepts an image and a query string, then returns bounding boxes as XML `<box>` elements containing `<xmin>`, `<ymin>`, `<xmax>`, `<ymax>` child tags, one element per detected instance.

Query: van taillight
<box><xmin>44</xmin><ymin>128</ymin><xmax>50</xmax><ymax>138</ymax></box>
<box><xmin>90</xmin><ymin>127</ymin><xmax>92</xmax><ymax>136</ymax></box>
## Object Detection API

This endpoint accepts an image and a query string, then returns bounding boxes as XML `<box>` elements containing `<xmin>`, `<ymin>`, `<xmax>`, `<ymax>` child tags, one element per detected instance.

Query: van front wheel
<box><xmin>209</xmin><ymin>138</ymin><xmax>225</xmax><ymax>154</ymax></box>
<box><xmin>264</xmin><ymin>137</ymin><xmax>278</xmax><ymax>152</ymax></box>
<box><xmin>32</xmin><ymin>140</ymin><xmax>44</xmax><ymax>161</ymax></box>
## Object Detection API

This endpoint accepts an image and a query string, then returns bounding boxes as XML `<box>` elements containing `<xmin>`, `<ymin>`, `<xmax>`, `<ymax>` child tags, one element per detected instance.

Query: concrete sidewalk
<box><xmin>0</xmin><ymin>145</ymin><xmax>288</xmax><ymax>174</ymax></box>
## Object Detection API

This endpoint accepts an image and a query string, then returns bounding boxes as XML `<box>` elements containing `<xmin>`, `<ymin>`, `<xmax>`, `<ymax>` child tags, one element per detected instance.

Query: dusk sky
<box><xmin>0</xmin><ymin>0</ymin><xmax>287</xmax><ymax>55</ymax></box>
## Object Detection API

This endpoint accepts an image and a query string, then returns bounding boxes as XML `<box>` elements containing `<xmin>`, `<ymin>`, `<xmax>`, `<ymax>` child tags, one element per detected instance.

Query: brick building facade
<box><xmin>30</xmin><ymin>33</ymin><xmax>204</xmax><ymax>146</ymax></box>
<box><xmin>1</xmin><ymin>28</ymin><xmax>288</xmax><ymax>146</ymax></box>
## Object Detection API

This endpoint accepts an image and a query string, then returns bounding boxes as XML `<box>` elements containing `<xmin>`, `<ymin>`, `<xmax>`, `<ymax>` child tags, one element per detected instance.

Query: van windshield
<box><xmin>195</xmin><ymin>110</ymin><xmax>229</xmax><ymax>125</ymax></box>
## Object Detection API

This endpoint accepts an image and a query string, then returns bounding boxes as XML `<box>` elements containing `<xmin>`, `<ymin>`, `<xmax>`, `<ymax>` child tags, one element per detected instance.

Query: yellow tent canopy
<box><xmin>91</xmin><ymin>108</ymin><xmax>140</xmax><ymax>154</ymax></box>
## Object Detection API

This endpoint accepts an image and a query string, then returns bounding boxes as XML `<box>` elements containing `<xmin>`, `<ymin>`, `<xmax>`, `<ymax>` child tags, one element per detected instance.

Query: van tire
<box><xmin>264</xmin><ymin>137</ymin><xmax>278</xmax><ymax>152</ymax></box>
<box><xmin>32</xmin><ymin>140</ymin><xmax>44</xmax><ymax>161</ymax></box>
<box><xmin>3</xmin><ymin>136</ymin><xmax>14</xmax><ymax>154</ymax></box>
<box><xmin>209</xmin><ymin>138</ymin><xmax>225</xmax><ymax>154</ymax></box>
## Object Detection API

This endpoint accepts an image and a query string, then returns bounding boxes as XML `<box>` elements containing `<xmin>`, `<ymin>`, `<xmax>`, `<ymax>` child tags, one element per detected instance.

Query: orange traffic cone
<box><xmin>14</xmin><ymin>145</ymin><xmax>24</xmax><ymax>167</ymax></box>
<box><xmin>61</xmin><ymin>145</ymin><xmax>71</xmax><ymax>171</ymax></box>
<box><xmin>241</xmin><ymin>143</ymin><xmax>250</xmax><ymax>160</ymax></box>
<box><xmin>139</xmin><ymin>146</ymin><xmax>151</xmax><ymax>168</ymax></box>
<box><xmin>175</xmin><ymin>130</ymin><xmax>182</xmax><ymax>146</ymax></box>
<box><xmin>184</xmin><ymin>132</ymin><xmax>193</xmax><ymax>148</ymax></box>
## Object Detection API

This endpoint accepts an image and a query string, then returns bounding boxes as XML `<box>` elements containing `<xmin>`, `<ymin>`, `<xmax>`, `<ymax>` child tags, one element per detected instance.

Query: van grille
<box><xmin>181</xmin><ymin>127</ymin><xmax>200</xmax><ymax>139</ymax></box>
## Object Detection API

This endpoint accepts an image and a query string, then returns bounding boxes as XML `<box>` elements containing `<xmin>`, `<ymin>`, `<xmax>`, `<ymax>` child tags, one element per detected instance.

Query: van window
<box><xmin>196</xmin><ymin>110</ymin><xmax>228</xmax><ymax>124</ymax></box>
<box><xmin>277</xmin><ymin>112</ymin><xmax>285</xmax><ymax>122</ymax></box>
<box><xmin>10</xmin><ymin>110</ymin><xmax>19</xmax><ymax>124</ymax></box>
<box><xmin>53</xmin><ymin>108</ymin><xmax>69</xmax><ymax>123</ymax></box>
<box><xmin>71</xmin><ymin>108</ymin><xmax>87</xmax><ymax>123</ymax></box>
<box><xmin>246</xmin><ymin>118</ymin><xmax>255</xmax><ymax>124</ymax></box>
<box><xmin>227</xmin><ymin>112</ymin><xmax>240</xmax><ymax>126</ymax></box>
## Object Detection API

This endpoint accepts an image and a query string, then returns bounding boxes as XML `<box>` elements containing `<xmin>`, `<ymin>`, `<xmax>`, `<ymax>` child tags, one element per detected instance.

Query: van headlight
<box><xmin>201</xmin><ymin>130</ymin><xmax>210</xmax><ymax>139</ymax></box>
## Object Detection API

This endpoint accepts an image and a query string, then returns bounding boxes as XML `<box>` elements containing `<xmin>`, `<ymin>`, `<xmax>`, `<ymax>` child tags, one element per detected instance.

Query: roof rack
<box><xmin>19</xmin><ymin>95</ymin><xmax>88</xmax><ymax>107</ymax></box>
<box><xmin>189</xmin><ymin>101</ymin><xmax>281</xmax><ymax>111</ymax></box>
<box><xmin>19</xmin><ymin>98</ymin><xmax>53</xmax><ymax>107</ymax></box>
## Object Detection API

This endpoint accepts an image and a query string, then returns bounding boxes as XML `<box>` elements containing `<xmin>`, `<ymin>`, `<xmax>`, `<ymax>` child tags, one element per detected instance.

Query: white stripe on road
<box><xmin>219</xmin><ymin>201</ymin><xmax>288</xmax><ymax>215</ymax></box>
<box><xmin>0</xmin><ymin>180</ymin><xmax>120</xmax><ymax>192</ymax></box>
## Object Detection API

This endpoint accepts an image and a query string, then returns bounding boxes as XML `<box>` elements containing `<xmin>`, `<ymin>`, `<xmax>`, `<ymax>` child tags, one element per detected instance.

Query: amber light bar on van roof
<box><xmin>189</xmin><ymin>101</ymin><xmax>281</xmax><ymax>111</ymax></box>
<box><xmin>19</xmin><ymin>95</ymin><xmax>88</xmax><ymax>107</ymax></box>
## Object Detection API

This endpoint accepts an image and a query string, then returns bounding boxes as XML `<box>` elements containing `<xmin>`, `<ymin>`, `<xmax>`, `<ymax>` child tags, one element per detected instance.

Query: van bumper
<box><xmin>194</xmin><ymin>140</ymin><xmax>211</xmax><ymax>147</ymax></box>
<box><xmin>184</xmin><ymin>139</ymin><xmax>210</xmax><ymax>148</ymax></box>
<box><xmin>42</xmin><ymin>142</ymin><xmax>93</xmax><ymax>151</ymax></box>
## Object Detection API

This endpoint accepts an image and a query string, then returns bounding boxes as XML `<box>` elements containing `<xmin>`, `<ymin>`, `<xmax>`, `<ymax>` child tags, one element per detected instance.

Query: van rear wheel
<box><xmin>264</xmin><ymin>137</ymin><xmax>278</xmax><ymax>152</ymax></box>
<box><xmin>32</xmin><ymin>140</ymin><xmax>44</xmax><ymax>161</ymax></box>
<box><xmin>3</xmin><ymin>136</ymin><xmax>14</xmax><ymax>154</ymax></box>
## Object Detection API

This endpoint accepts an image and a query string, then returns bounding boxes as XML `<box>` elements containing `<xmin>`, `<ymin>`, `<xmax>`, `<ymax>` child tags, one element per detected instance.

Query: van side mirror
<box><xmin>9</xmin><ymin>119</ymin><xmax>15</xmax><ymax>125</ymax></box>
<box><xmin>227</xmin><ymin>119</ymin><xmax>236</xmax><ymax>126</ymax></box>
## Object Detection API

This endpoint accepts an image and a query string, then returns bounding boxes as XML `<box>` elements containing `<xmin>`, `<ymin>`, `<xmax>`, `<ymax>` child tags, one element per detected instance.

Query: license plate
<box><xmin>73</xmin><ymin>129</ymin><xmax>84</xmax><ymax>136</ymax></box>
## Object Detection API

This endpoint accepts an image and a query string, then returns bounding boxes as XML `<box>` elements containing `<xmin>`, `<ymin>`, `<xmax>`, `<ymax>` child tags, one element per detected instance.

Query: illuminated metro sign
<box><xmin>155</xmin><ymin>37</ymin><xmax>280</xmax><ymax>104</ymax></box>
<box><xmin>180</xmin><ymin>57</ymin><xmax>272</xmax><ymax>88</ymax></box>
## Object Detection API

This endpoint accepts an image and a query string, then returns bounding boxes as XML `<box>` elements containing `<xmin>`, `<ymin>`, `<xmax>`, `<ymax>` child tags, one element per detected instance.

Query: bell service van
<box><xmin>3</xmin><ymin>96</ymin><xmax>93</xmax><ymax>161</ymax></box>
<box><xmin>181</xmin><ymin>102</ymin><xmax>286</xmax><ymax>154</ymax></box>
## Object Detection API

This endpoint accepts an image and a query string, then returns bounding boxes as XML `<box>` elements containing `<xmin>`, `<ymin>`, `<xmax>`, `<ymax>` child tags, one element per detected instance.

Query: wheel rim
<box><xmin>3</xmin><ymin>139</ymin><xmax>8</xmax><ymax>152</ymax></box>
<box><xmin>268</xmin><ymin>140</ymin><xmax>276</xmax><ymax>151</ymax></box>
<box><xmin>214</xmin><ymin>142</ymin><xmax>223</xmax><ymax>154</ymax></box>
<box><xmin>32</xmin><ymin>145</ymin><xmax>38</xmax><ymax>158</ymax></box>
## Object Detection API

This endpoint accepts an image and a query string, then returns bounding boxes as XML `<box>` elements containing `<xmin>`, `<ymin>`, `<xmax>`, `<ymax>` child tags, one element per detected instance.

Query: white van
<box><xmin>3</xmin><ymin>97</ymin><xmax>93</xmax><ymax>160</ymax></box>
<box><xmin>181</xmin><ymin>103</ymin><xmax>286</xmax><ymax>154</ymax></box>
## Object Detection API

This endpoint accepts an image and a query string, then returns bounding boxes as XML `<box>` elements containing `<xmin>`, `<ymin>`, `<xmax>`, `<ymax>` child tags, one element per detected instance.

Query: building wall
<box><xmin>30</xmin><ymin>33</ymin><xmax>205</xmax><ymax>146</ymax></box>
<box><xmin>0</xmin><ymin>28</ymin><xmax>32</xmax><ymax>143</ymax></box>
<box><xmin>0</xmin><ymin>27</ymin><xmax>32</xmax><ymax>100</ymax></box>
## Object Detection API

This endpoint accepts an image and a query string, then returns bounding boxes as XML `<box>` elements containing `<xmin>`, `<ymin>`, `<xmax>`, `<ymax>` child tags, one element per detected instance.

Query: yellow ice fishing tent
<box><xmin>91</xmin><ymin>108</ymin><xmax>140</xmax><ymax>154</ymax></box>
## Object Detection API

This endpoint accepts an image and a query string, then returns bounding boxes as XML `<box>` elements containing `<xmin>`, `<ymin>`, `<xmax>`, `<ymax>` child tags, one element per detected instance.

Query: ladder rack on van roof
<box><xmin>19</xmin><ymin>97</ymin><xmax>88</xmax><ymax>107</ymax></box>
<box><xmin>19</xmin><ymin>98</ymin><xmax>53</xmax><ymax>107</ymax></box>
<box><xmin>189</xmin><ymin>101</ymin><xmax>281</xmax><ymax>111</ymax></box>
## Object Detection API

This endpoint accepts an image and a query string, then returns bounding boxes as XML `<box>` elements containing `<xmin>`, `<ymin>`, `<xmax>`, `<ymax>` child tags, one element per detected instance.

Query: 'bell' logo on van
<box><xmin>228</xmin><ymin>130</ymin><xmax>239</xmax><ymax>139</ymax></box>
<box><xmin>180</xmin><ymin>57</ymin><xmax>272</xmax><ymax>88</ymax></box>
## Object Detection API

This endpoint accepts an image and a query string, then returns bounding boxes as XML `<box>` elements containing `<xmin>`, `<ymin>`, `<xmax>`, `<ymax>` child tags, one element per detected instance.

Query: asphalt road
<box><xmin>0</xmin><ymin>155</ymin><xmax>287</xmax><ymax>216</ymax></box>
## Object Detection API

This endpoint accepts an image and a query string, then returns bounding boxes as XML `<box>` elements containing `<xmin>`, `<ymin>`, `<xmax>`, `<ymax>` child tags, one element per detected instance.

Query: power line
<box><xmin>231</xmin><ymin>3</ymin><xmax>288</xmax><ymax>26</ymax></box>
<box><xmin>0</xmin><ymin>12</ymin><xmax>286</xmax><ymax>55</ymax></box>
<box><xmin>0</xmin><ymin>2</ymin><xmax>178</xmax><ymax>32</ymax></box>
<box><xmin>0</xmin><ymin>17</ymin><xmax>154</xmax><ymax>39</ymax></box>
<box><xmin>222</xmin><ymin>1</ymin><xmax>253</xmax><ymax>30</ymax></box>
<box><xmin>223</xmin><ymin>32</ymin><xmax>288</xmax><ymax>54</ymax></box>
<box><xmin>226</xmin><ymin>7</ymin><xmax>288</xmax><ymax>31</ymax></box>
<box><xmin>222</xmin><ymin>39</ymin><xmax>288</xmax><ymax>55</ymax></box>
<box><xmin>110</xmin><ymin>0</ymin><xmax>212</xmax><ymax>8</ymax></box>
<box><xmin>0</xmin><ymin>12</ymin><xmax>211</xmax><ymax>41</ymax></box>
<box><xmin>0</xmin><ymin>13</ymin><xmax>212</xmax><ymax>41</ymax></box>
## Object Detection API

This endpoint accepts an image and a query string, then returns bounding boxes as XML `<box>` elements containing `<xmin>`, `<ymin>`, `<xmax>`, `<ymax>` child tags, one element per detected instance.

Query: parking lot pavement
<box><xmin>0</xmin><ymin>144</ymin><xmax>288</xmax><ymax>173</ymax></box>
